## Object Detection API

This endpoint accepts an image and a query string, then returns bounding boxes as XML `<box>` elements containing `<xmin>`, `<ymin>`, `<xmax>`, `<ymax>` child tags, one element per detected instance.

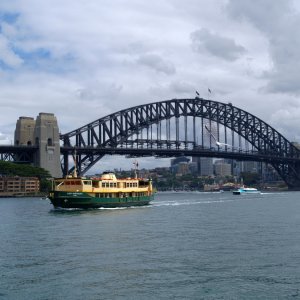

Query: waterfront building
<box><xmin>188</xmin><ymin>162</ymin><xmax>198</xmax><ymax>174</ymax></box>
<box><xmin>170</xmin><ymin>157</ymin><xmax>190</xmax><ymax>174</ymax></box>
<box><xmin>233</xmin><ymin>160</ymin><xmax>261</xmax><ymax>177</ymax></box>
<box><xmin>214</xmin><ymin>160</ymin><xmax>232</xmax><ymax>176</ymax></box>
<box><xmin>176</xmin><ymin>162</ymin><xmax>190</xmax><ymax>176</ymax></box>
<box><xmin>192</xmin><ymin>157</ymin><xmax>214</xmax><ymax>176</ymax></box>
<box><xmin>0</xmin><ymin>176</ymin><xmax>40</xmax><ymax>196</ymax></box>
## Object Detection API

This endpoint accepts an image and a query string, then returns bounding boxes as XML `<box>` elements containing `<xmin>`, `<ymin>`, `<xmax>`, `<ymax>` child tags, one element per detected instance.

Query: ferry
<box><xmin>232</xmin><ymin>187</ymin><xmax>260</xmax><ymax>195</ymax></box>
<box><xmin>48</xmin><ymin>172</ymin><xmax>154</xmax><ymax>209</ymax></box>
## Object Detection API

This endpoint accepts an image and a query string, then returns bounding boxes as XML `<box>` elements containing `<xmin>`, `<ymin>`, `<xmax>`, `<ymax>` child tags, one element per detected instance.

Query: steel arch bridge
<box><xmin>60</xmin><ymin>98</ymin><xmax>300</xmax><ymax>189</ymax></box>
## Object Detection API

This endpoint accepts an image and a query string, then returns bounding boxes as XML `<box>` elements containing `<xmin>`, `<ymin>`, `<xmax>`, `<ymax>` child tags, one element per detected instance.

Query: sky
<box><xmin>1</xmin><ymin>0</ymin><xmax>300</xmax><ymax>172</ymax></box>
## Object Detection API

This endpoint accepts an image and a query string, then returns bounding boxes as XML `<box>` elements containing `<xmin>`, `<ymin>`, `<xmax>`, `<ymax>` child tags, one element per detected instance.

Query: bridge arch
<box><xmin>61</xmin><ymin>98</ymin><xmax>300</xmax><ymax>188</ymax></box>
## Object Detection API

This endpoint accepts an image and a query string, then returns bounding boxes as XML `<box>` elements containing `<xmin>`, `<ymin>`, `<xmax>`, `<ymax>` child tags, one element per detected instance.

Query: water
<box><xmin>1</xmin><ymin>191</ymin><xmax>300</xmax><ymax>299</ymax></box>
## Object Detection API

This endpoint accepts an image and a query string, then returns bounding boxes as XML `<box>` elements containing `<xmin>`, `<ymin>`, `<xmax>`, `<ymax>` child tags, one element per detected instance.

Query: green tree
<box><xmin>0</xmin><ymin>161</ymin><xmax>52</xmax><ymax>192</ymax></box>
<box><xmin>240</xmin><ymin>172</ymin><xmax>261</xmax><ymax>186</ymax></box>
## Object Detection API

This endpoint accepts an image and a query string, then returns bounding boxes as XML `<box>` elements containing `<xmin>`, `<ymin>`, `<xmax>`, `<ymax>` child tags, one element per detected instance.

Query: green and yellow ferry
<box><xmin>48</xmin><ymin>172</ymin><xmax>154</xmax><ymax>209</ymax></box>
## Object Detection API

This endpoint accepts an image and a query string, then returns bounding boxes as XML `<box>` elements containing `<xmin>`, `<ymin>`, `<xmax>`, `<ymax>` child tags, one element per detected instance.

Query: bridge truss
<box><xmin>61</xmin><ymin>98</ymin><xmax>300</xmax><ymax>188</ymax></box>
<box><xmin>0</xmin><ymin>145</ymin><xmax>37</xmax><ymax>163</ymax></box>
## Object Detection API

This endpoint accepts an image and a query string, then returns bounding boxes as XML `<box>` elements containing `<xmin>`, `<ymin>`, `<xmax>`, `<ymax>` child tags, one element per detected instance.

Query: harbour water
<box><xmin>1</xmin><ymin>191</ymin><xmax>300</xmax><ymax>299</ymax></box>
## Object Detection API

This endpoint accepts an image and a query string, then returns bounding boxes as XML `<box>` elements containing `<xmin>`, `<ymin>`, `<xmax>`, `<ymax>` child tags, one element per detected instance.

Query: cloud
<box><xmin>190</xmin><ymin>28</ymin><xmax>246</xmax><ymax>61</ymax></box>
<box><xmin>0</xmin><ymin>34</ymin><xmax>23</xmax><ymax>67</ymax></box>
<box><xmin>0</xmin><ymin>132</ymin><xmax>10</xmax><ymax>145</ymax></box>
<box><xmin>77</xmin><ymin>81</ymin><xmax>123</xmax><ymax>102</ymax></box>
<box><xmin>0</xmin><ymin>132</ymin><xmax>8</xmax><ymax>140</ymax></box>
<box><xmin>227</xmin><ymin>0</ymin><xmax>300</xmax><ymax>94</ymax></box>
<box><xmin>169</xmin><ymin>80</ymin><xmax>195</xmax><ymax>94</ymax></box>
<box><xmin>0</xmin><ymin>0</ymin><xmax>300</xmax><ymax>171</ymax></box>
<box><xmin>226</xmin><ymin>0</ymin><xmax>292</xmax><ymax>34</ymax></box>
<box><xmin>137</xmin><ymin>53</ymin><xmax>176</xmax><ymax>75</ymax></box>
<box><xmin>269</xmin><ymin>107</ymin><xmax>300</xmax><ymax>140</ymax></box>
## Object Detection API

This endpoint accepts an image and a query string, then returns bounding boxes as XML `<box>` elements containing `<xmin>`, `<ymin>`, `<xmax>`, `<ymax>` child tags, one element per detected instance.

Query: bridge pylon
<box><xmin>14</xmin><ymin>113</ymin><xmax>62</xmax><ymax>178</ymax></box>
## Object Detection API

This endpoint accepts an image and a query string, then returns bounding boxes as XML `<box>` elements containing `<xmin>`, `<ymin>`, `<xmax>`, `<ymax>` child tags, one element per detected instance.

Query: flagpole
<box><xmin>208</xmin><ymin>88</ymin><xmax>212</xmax><ymax>100</ymax></box>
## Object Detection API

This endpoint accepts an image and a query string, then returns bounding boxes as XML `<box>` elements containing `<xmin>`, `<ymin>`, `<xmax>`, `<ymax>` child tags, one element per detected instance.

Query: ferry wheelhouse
<box><xmin>48</xmin><ymin>172</ymin><xmax>154</xmax><ymax>209</ymax></box>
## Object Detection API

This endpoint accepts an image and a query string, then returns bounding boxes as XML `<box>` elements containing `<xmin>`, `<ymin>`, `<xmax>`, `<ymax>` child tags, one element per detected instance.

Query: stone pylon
<box><xmin>14</xmin><ymin>113</ymin><xmax>62</xmax><ymax>178</ymax></box>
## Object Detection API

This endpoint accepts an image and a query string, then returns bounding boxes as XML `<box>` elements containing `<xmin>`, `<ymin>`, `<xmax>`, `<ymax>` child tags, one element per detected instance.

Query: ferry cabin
<box><xmin>52</xmin><ymin>173</ymin><xmax>153</xmax><ymax>199</ymax></box>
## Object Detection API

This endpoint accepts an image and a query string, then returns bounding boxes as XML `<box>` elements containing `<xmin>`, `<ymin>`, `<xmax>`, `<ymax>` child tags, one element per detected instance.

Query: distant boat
<box><xmin>232</xmin><ymin>187</ymin><xmax>260</xmax><ymax>195</ymax></box>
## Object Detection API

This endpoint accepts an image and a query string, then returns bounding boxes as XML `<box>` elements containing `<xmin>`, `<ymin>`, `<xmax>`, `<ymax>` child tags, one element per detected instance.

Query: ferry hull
<box><xmin>232</xmin><ymin>190</ymin><xmax>260</xmax><ymax>195</ymax></box>
<box><xmin>48</xmin><ymin>191</ymin><xmax>153</xmax><ymax>209</ymax></box>
<box><xmin>232</xmin><ymin>191</ymin><xmax>241</xmax><ymax>195</ymax></box>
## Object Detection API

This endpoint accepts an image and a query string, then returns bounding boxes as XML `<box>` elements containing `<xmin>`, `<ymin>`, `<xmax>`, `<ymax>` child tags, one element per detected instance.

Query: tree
<box><xmin>240</xmin><ymin>172</ymin><xmax>261</xmax><ymax>186</ymax></box>
<box><xmin>0</xmin><ymin>161</ymin><xmax>52</xmax><ymax>192</ymax></box>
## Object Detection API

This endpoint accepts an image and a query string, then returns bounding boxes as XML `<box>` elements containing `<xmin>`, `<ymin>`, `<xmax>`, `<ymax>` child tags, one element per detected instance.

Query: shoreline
<box><xmin>0</xmin><ymin>193</ymin><xmax>46</xmax><ymax>198</ymax></box>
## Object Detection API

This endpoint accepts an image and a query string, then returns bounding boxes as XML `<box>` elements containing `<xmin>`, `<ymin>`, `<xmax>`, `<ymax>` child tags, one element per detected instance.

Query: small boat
<box><xmin>48</xmin><ymin>171</ymin><xmax>154</xmax><ymax>209</ymax></box>
<box><xmin>232</xmin><ymin>186</ymin><xmax>260</xmax><ymax>195</ymax></box>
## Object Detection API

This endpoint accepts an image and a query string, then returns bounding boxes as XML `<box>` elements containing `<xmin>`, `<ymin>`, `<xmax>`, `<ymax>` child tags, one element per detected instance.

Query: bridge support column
<box><xmin>33</xmin><ymin>113</ymin><xmax>62</xmax><ymax>178</ymax></box>
<box><xmin>14</xmin><ymin>117</ymin><xmax>36</xmax><ymax>146</ymax></box>
<box><xmin>63</xmin><ymin>152</ymin><xmax>69</xmax><ymax>177</ymax></box>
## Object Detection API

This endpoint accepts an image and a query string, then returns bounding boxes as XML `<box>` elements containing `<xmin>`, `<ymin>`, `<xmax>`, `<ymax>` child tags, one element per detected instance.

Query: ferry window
<box><xmin>102</xmin><ymin>182</ymin><xmax>105</xmax><ymax>188</ymax></box>
<box><xmin>83</xmin><ymin>181</ymin><xmax>91</xmax><ymax>185</ymax></box>
<box><xmin>92</xmin><ymin>181</ymin><xmax>98</xmax><ymax>187</ymax></box>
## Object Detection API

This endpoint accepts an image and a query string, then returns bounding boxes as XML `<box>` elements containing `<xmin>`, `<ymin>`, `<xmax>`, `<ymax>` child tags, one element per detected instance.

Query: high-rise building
<box><xmin>214</xmin><ymin>160</ymin><xmax>232</xmax><ymax>176</ymax></box>
<box><xmin>170</xmin><ymin>157</ymin><xmax>190</xmax><ymax>173</ymax></box>
<box><xmin>192</xmin><ymin>157</ymin><xmax>214</xmax><ymax>176</ymax></box>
